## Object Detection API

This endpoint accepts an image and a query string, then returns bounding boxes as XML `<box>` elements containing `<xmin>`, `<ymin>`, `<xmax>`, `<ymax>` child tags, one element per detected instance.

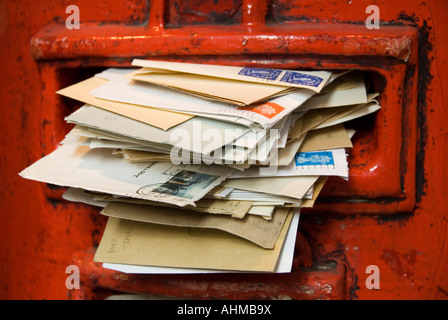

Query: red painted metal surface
<box><xmin>0</xmin><ymin>0</ymin><xmax>447</xmax><ymax>300</ymax></box>
<box><xmin>68</xmin><ymin>247</ymin><xmax>348</xmax><ymax>300</ymax></box>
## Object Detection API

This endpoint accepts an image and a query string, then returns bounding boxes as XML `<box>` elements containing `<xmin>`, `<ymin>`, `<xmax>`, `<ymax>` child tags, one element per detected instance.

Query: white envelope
<box><xmin>101</xmin><ymin>210</ymin><xmax>300</xmax><ymax>274</ymax></box>
<box><xmin>132</xmin><ymin>59</ymin><xmax>333</xmax><ymax>92</ymax></box>
<box><xmin>222</xmin><ymin>191</ymin><xmax>302</xmax><ymax>206</ymax></box>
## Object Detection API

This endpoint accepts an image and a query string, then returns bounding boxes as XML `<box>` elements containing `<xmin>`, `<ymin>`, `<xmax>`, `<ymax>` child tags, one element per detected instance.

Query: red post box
<box><xmin>1</xmin><ymin>0</ymin><xmax>447</xmax><ymax>300</ymax></box>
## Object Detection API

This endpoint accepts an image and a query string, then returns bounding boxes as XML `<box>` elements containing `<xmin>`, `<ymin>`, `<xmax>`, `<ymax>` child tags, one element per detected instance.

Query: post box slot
<box><xmin>39</xmin><ymin>62</ymin><xmax>414</xmax><ymax>218</ymax></box>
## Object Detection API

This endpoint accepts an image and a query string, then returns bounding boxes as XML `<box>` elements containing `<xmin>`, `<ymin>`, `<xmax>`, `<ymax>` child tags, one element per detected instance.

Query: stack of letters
<box><xmin>19</xmin><ymin>60</ymin><xmax>380</xmax><ymax>273</ymax></box>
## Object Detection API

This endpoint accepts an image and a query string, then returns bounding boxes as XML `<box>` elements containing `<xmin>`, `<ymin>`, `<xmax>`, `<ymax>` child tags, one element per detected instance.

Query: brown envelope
<box><xmin>131</xmin><ymin>70</ymin><xmax>294</xmax><ymax>106</ymax></box>
<box><xmin>93</xmin><ymin>211</ymin><xmax>293</xmax><ymax>272</ymax></box>
<box><xmin>91</xmin><ymin>191</ymin><xmax>253</xmax><ymax>219</ymax></box>
<box><xmin>121</xmin><ymin>149</ymin><xmax>171</xmax><ymax>162</ymax></box>
<box><xmin>57</xmin><ymin>77</ymin><xmax>193</xmax><ymax>130</ymax></box>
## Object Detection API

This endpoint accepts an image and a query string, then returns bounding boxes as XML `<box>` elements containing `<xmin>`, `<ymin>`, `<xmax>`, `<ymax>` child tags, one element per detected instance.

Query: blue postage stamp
<box><xmin>295</xmin><ymin>151</ymin><xmax>335</xmax><ymax>166</ymax></box>
<box><xmin>279</xmin><ymin>71</ymin><xmax>324</xmax><ymax>87</ymax></box>
<box><xmin>238</xmin><ymin>67</ymin><xmax>282</xmax><ymax>81</ymax></box>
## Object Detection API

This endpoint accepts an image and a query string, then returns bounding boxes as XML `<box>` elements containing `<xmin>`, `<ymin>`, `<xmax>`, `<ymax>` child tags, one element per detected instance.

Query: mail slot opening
<box><xmin>20</xmin><ymin>58</ymin><xmax>409</xmax><ymax>282</ymax></box>
<box><xmin>35</xmin><ymin>54</ymin><xmax>411</xmax><ymax>219</ymax></box>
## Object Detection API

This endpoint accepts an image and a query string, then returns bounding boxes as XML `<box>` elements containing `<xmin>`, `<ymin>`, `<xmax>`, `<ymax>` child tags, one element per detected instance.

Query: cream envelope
<box><xmin>247</xmin><ymin>205</ymin><xmax>276</xmax><ymax>219</ymax></box>
<box><xmin>205</xmin><ymin>187</ymin><xmax>304</xmax><ymax>206</ymax></box>
<box><xmin>313</xmin><ymin>100</ymin><xmax>381</xmax><ymax>130</ymax></box>
<box><xmin>57</xmin><ymin>77</ymin><xmax>193</xmax><ymax>130</ymax></box>
<box><xmin>275</xmin><ymin>136</ymin><xmax>306</xmax><ymax>166</ymax></box>
<box><xmin>19</xmin><ymin>144</ymin><xmax>234</xmax><ymax>207</ymax></box>
<box><xmin>300</xmin><ymin>94</ymin><xmax>381</xmax><ymax>134</ymax></box>
<box><xmin>93</xmin><ymin>210</ymin><xmax>294</xmax><ymax>272</ymax></box>
<box><xmin>65</xmin><ymin>125</ymin><xmax>249</xmax><ymax>164</ymax></box>
<box><xmin>62</xmin><ymin>187</ymin><xmax>110</xmax><ymax>208</ymax></box>
<box><xmin>61</xmin><ymin>128</ymin><xmax>170</xmax><ymax>154</ymax></box>
<box><xmin>102</xmin><ymin>197</ymin><xmax>252</xmax><ymax>219</ymax></box>
<box><xmin>300</xmin><ymin>177</ymin><xmax>328</xmax><ymax>208</ymax></box>
<box><xmin>229</xmin><ymin>148</ymin><xmax>348</xmax><ymax>179</ymax></box>
<box><xmin>221</xmin><ymin>175</ymin><xmax>319</xmax><ymax>200</ymax></box>
<box><xmin>99</xmin><ymin>202</ymin><xmax>290</xmax><ymax>249</ymax></box>
<box><xmin>63</xmin><ymin>188</ymin><xmax>253</xmax><ymax>219</ymax></box>
<box><xmin>121</xmin><ymin>149</ymin><xmax>171</xmax><ymax>162</ymax></box>
<box><xmin>131</xmin><ymin>68</ymin><xmax>296</xmax><ymax>106</ymax></box>
<box><xmin>293</xmin><ymin>107</ymin><xmax>346</xmax><ymax>137</ymax></box>
<box><xmin>65</xmin><ymin>105</ymin><xmax>250</xmax><ymax>156</ymax></box>
<box><xmin>287</xmin><ymin>93</ymin><xmax>378</xmax><ymax>140</ymax></box>
<box><xmin>299</xmin><ymin>72</ymin><xmax>368</xmax><ymax>110</ymax></box>
<box><xmin>96</xmin><ymin>64</ymin><xmax>259</xmax><ymax>129</ymax></box>
<box><xmin>222</xmin><ymin>190</ymin><xmax>303</xmax><ymax>206</ymax></box>
<box><xmin>90</xmin><ymin>76</ymin><xmax>315</xmax><ymax>129</ymax></box>
<box><xmin>132</xmin><ymin>59</ymin><xmax>333</xmax><ymax>92</ymax></box>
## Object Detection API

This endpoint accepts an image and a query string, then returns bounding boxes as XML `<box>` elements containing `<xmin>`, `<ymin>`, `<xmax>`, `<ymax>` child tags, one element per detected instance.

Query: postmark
<box><xmin>238</xmin><ymin>67</ymin><xmax>282</xmax><ymax>81</ymax></box>
<box><xmin>280</xmin><ymin>71</ymin><xmax>324</xmax><ymax>87</ymax></box>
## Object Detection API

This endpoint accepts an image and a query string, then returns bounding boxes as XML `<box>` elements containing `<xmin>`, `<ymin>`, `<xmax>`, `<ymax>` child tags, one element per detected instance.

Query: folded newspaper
<box><xmin>19</xmin><ymin>61</ymin><xmax>381</xmax><ymax>273</ymax></box>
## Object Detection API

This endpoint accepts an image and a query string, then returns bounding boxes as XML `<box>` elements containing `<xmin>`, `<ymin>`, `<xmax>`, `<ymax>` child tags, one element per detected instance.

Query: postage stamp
<box><xmin>149</xmin><ymin>170</ymin><xmax>220</xmax><ymax>200</ymax></box>
<box><xmin>294</xmin><ymin>151</ymin><xmax>335</xmax><ymax>167</ymax></box>
<box><xmin>238</xmin><ymin>67</ymin><xmax>282</xmax><ymax>81</ymax></box>
<box><xmin>237</xmin><ymin>102</ymin><xmax>285</xmax><ymax>119</ymax></box>
<box><xmin>279</xmin><ymin>71</ymin><xmax>324</xmax><ymax>87</ymax></box>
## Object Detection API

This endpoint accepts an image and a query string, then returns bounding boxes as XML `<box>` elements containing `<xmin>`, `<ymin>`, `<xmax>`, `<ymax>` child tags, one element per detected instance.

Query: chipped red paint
<box><xmin>0</xmin><ymin>0</ymin><xmax>448</xmax><ymax>300</ymax></box>
<box><xmin>381</xmin><ymin>249</ymin><xmax>419</xmax><ymax>280</ymax></box>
